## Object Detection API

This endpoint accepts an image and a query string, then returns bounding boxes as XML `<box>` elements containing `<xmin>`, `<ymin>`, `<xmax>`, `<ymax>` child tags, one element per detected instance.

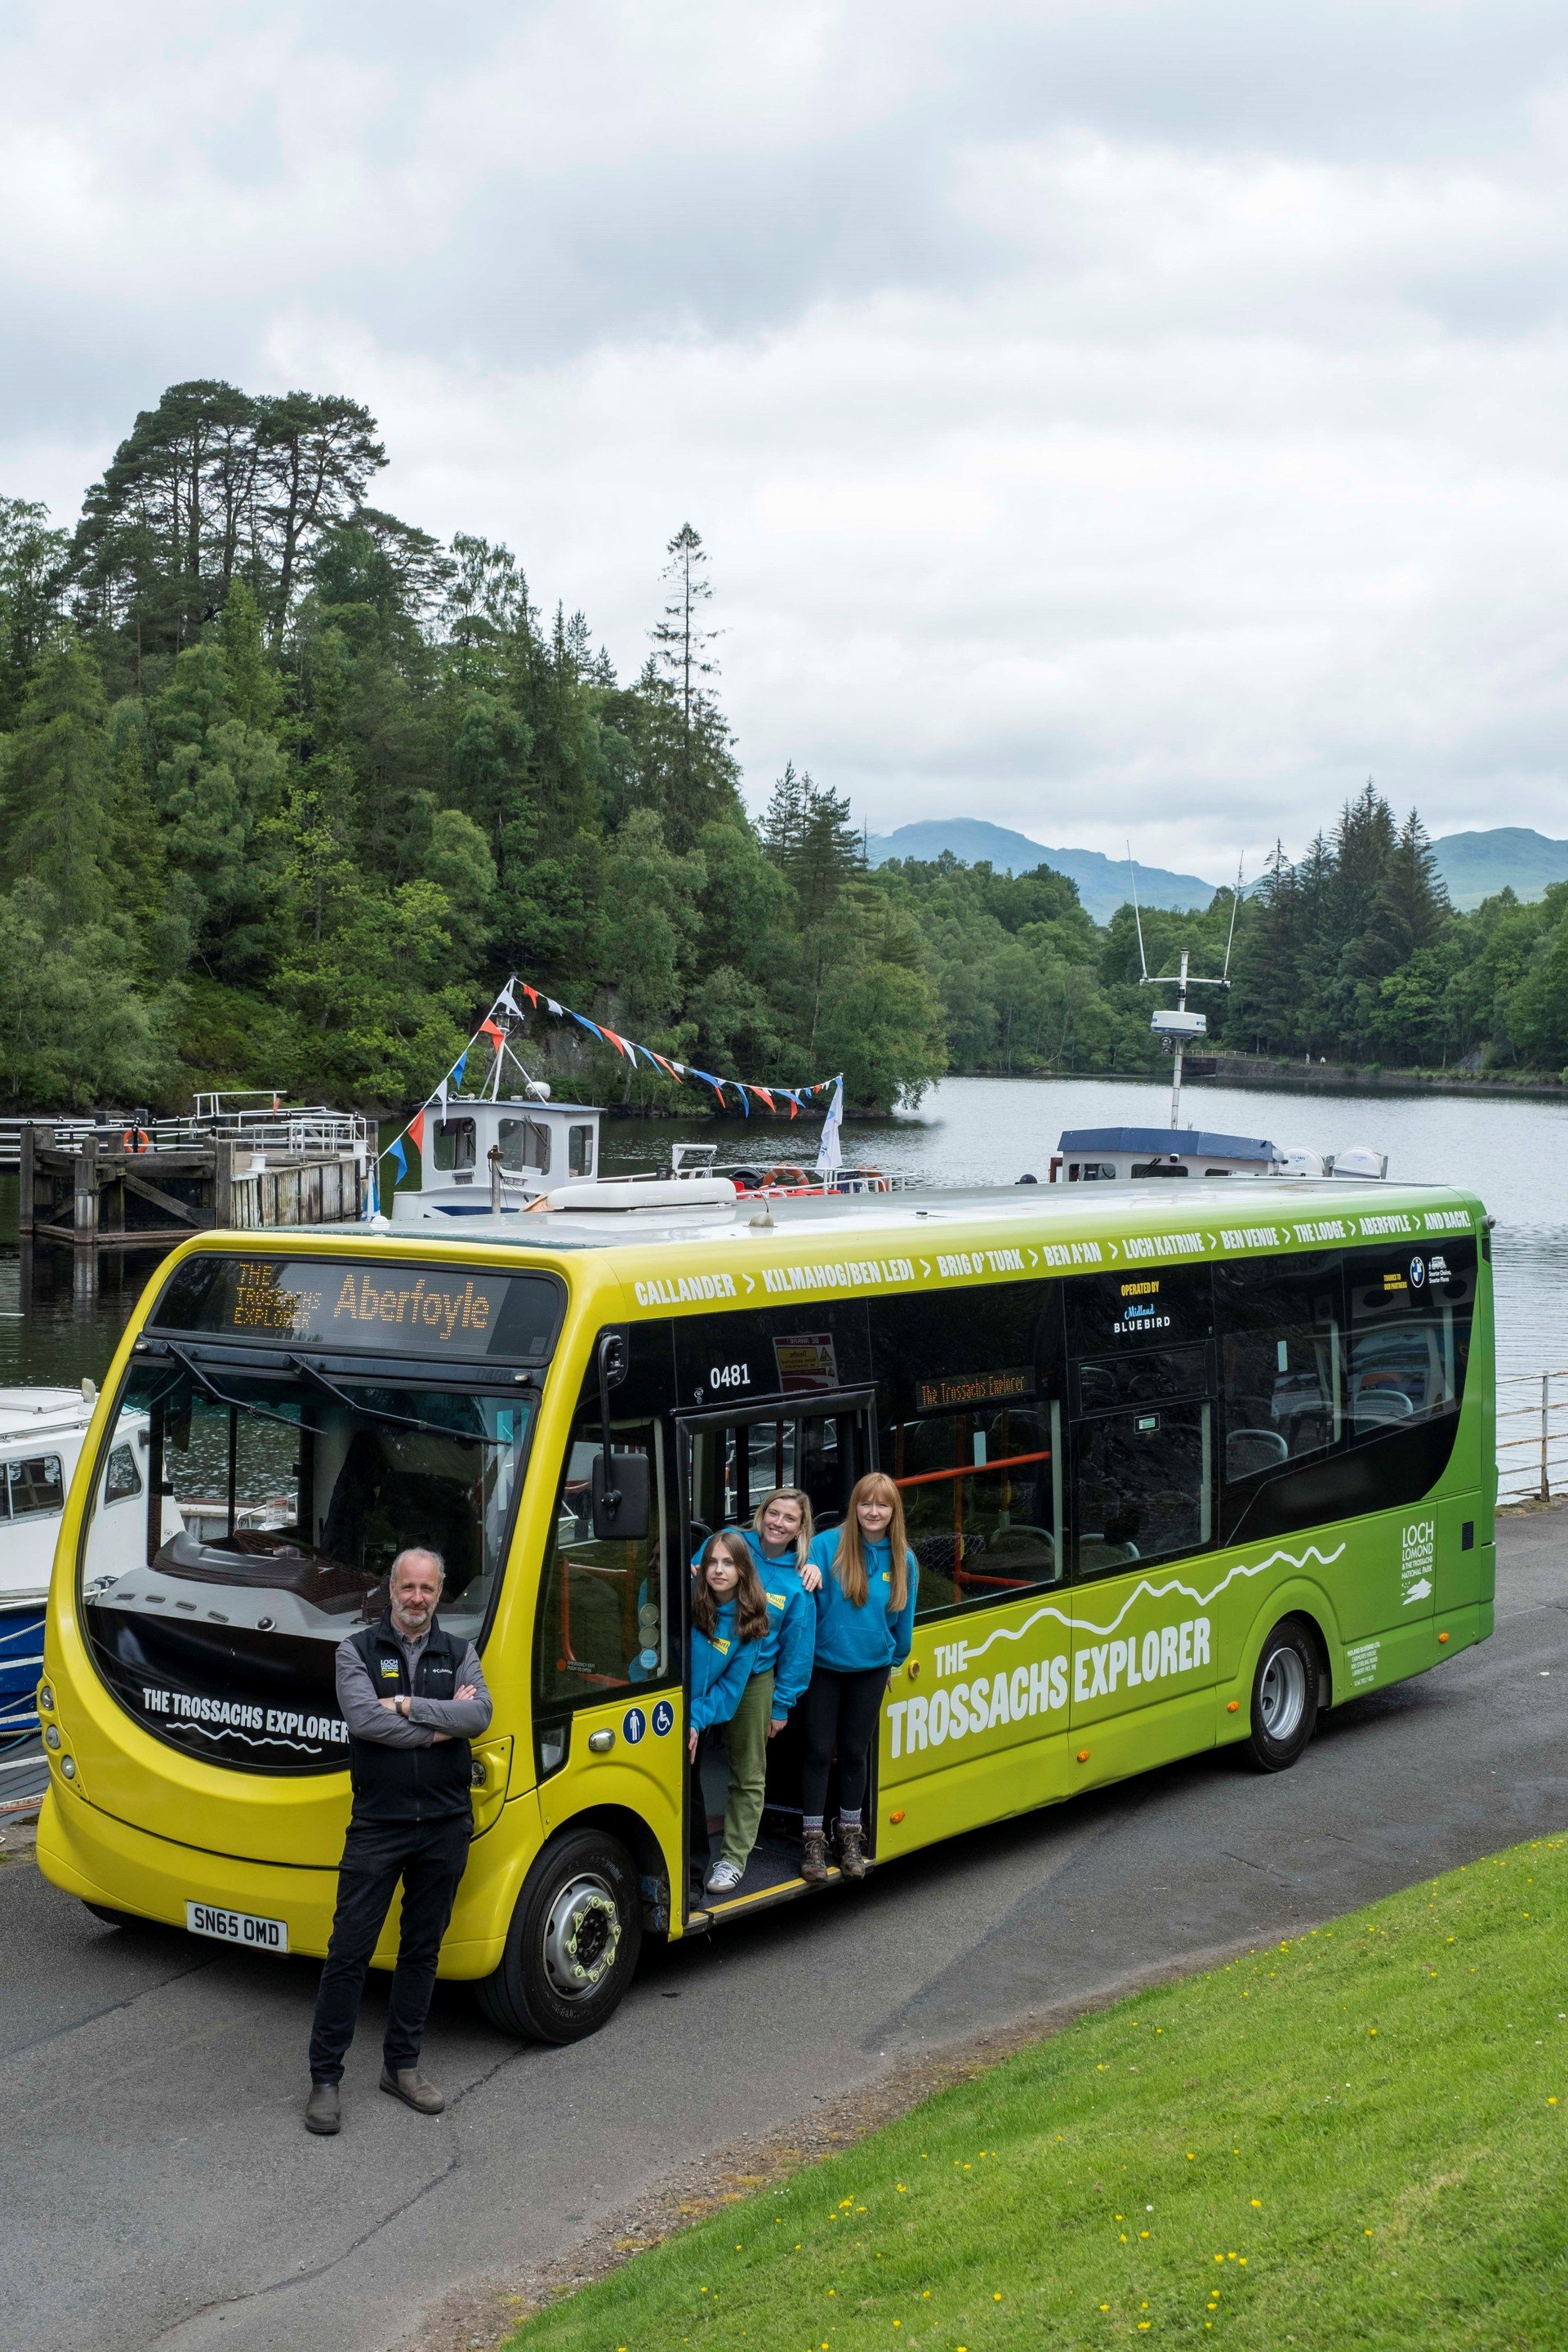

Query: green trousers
<box><xmin>719</xmin><ymin>1668</ymin><xmax>773</xmax><ymax>1869</ymax></box>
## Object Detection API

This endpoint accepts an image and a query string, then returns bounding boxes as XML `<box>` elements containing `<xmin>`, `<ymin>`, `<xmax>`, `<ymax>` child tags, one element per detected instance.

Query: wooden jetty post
<box><xmin>11</xmin><ymin>1111</ymin><xmax>376</xmax><ymax>1280</ymax></box>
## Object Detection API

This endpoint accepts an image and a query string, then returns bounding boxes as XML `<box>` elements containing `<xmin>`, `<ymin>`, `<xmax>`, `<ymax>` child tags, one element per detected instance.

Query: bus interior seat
<box><xmin>1226</xmin><ymin>1428</ymin><xmax>1291</xmax><ymax>1478</ymax></box>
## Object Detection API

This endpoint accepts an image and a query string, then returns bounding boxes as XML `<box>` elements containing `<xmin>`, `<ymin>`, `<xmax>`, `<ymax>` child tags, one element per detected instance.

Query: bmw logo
<box><xmin>1409</xmin><ymin>1255</ymin><xmax>1426</xmax><ymax>1288</ymax></box>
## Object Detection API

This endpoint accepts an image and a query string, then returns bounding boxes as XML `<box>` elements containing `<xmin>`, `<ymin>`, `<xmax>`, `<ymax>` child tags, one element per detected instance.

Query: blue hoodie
<box><xmin>690</xmin><ymin>1533</ymin><xmax>817</xmax><ymax>1722</ymax></box>
<box><xmin>689</xmin><ymin>1597</ymin><xmax>760</xmax><ymax>1734</ymax></box>
<box><xmin>737</xmin><ymin>1531</ymin><xmax>817</xmax><ymax>1721</ymax></box>
<box><xmin>806</xmin><ymin>1529</ymin><xmax>919</xmax><ymax>1673</ymax></box>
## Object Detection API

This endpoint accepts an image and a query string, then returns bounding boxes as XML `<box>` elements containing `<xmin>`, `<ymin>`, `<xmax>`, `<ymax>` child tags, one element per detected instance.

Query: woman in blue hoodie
<box><xmin>697</xmin><ymin>1487</ymin><xmax>822</xmax><ymax>1897</ymax></box>
<box><xmin>801</xmin><ymin>1472</ymin><xmax>918</xmax><ymax>1885</ymax></box>
<box><xmin>688</xmin><ymin>1531</ymin><xmax>768</xmax><ymax>1883</ymax></box>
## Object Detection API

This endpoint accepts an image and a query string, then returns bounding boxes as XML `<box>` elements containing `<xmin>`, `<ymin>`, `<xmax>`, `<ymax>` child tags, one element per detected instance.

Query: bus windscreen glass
<box><xmin>78</xmin><ymin>1355</ymin><xmax>533</xmax><ymax>1771</ymax></box>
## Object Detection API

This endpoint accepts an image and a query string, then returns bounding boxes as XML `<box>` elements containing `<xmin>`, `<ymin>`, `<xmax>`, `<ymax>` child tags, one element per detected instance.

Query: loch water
<box><xmin>1</xmin><ymin>1071</ymin><xmax>1562</xmax><ymax>1393</ymax></box>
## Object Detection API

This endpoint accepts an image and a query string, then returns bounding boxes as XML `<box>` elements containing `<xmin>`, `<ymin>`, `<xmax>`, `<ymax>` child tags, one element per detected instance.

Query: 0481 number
<box><xmin>709</xmin><ymin>1362</ymin><xmax>752</xmax><ymax>1390</ymax></box>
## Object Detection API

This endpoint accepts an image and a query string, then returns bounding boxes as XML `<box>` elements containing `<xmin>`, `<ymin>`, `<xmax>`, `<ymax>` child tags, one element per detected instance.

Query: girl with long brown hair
<box><xmin>799</xmin><ymin>1472</ymin><xmax>919</xmax><ymax>1883</ymax></box>
<box><xmin>695</xmin><ymin>1486</ymin><xmax>822</xmax><ymax>1898</ymax></box>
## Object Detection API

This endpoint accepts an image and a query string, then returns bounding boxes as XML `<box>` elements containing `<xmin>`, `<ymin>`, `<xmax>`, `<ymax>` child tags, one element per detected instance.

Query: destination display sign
<box><xmin>915</xmin><ymin>1367</ymin><xmax>1032</xmax><ymax>1412</ymax></box>
<box><xmin>150</xmin><ymin>1255</ymin><xmax>564</xmax><ymax>1361</ymax></box>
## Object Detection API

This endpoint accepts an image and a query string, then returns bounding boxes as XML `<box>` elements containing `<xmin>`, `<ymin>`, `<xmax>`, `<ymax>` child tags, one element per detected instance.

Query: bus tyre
<box><xmin>1243</xmin><ymin>1617</ymin><xmax>1320</xmax><ymax>1773</ymax></box>
<box><xmin>478</xmin><ymin>1829</ymin><xmax>643</xmax><ymax>2043</ymax></box>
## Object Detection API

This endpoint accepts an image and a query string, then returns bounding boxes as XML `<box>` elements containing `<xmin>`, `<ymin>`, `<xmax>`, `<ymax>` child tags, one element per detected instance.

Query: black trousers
<box><xmin>801</xmin><ymin>1666</ymin><xmax>887</xmax><ymax>1820</ymax></box>
<box><xmin>308</xmin><ymin>1814</ymin><xmax>472</xmax><ymax>2085</ymax></box>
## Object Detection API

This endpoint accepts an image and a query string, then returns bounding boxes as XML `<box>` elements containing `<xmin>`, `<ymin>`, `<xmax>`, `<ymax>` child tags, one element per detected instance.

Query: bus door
<box><xmin>1067</xmin><ymin>1318</ymin><xmax>1218</xmax><ymax>1789</ymax></box>
<box><xmin>679</xmin><ymin>1390</ymin><xmax>877</xmax><ymax>1901</ymax></box>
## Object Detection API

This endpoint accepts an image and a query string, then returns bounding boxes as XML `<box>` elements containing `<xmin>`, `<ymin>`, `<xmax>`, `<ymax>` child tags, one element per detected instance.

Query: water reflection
<box><xmin>2</xmin><ymin>1072</ymin><xmax>1564</xmax><ymax>1392</ymax></box>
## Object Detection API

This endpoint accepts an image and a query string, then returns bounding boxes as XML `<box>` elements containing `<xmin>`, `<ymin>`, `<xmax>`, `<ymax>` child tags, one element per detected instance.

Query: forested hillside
<box><xmin>2</xmin><ymin>379</ymin><xmax>1566</xmax><ymax>1116</ymax></box>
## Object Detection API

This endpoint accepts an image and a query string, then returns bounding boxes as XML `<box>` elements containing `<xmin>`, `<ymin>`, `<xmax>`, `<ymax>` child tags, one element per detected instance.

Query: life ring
<box><xmin>122</xmin><ymin>1127</ymin><xmax>150</xmax><ymax>1155</ymax></box>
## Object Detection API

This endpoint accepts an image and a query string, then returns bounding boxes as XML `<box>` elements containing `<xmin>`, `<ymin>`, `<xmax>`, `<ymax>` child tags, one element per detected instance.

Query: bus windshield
<box><xmin>78</xmin><ymin>1352</ymin><xmax>535</xmax><ymax>1772</ymax></box>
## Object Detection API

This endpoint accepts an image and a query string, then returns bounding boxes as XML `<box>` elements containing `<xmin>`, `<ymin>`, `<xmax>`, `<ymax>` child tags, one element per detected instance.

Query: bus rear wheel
<box><xmin>1242</xmin><ymin>1617</ymin><xmax>1320</xmax><ymax>1773</ymax></box>
<box><xmin>477</xmin><ymin>1828</ymin><xmax>643</xmax><ymax>2043</ymax></box>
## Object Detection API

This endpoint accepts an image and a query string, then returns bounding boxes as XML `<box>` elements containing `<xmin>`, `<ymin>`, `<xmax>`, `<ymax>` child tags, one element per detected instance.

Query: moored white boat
<box><xmin>0</xmin><ymin>1384</ymin><xmax>178</xmax><ymax>1762</ymax></box>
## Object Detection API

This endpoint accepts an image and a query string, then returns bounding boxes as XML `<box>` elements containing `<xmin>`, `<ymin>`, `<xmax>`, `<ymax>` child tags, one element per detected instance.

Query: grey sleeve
<box><xmin>406</xmin><ymin>1642</ymin><xmax>494</xmax><ymax>1738</ymax></box>
<box><xmin>336</xmin><ymin>1638</ymin><xmax>434</xmax><ymax>1747</ymax></box>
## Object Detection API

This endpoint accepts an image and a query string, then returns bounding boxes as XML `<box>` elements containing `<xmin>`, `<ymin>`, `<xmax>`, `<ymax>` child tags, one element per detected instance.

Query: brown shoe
<box><xmin>379</xmin><ymin>2065</ymin><xmax>444</xmax><ymax>2114</ymax></box>
<box><xmin>839</xmin><ymin>1822</ymin><xmax>867</xmax><ymax>1879</ymax></box>
<box><xmin>800</xmin><ymin>1828</ymin><xmax>829</xmax><ymax>1884</ymax></box>
<box><xmin>305</xmin><ymin>2080</ymin><xmax>341</xmax><ymax>2135</ymax></box>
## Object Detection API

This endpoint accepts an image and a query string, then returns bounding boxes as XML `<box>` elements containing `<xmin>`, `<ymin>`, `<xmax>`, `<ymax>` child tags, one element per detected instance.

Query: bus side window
<box><xmin>867</xmin><ymin>1278</ymin><xmax>1067</xmax><ymax>1617</ymax></box>
<box><xmin>1216</xmin><ymin>1254</ymin><xmax>1343</xmax><ymax>1486</ymax></box>
<box><xmin>1345</xmin><ymin>1241</ymin><xmax>1474</xmax><ymax>1435</ymax></box>
<box><xmin>890</xmin><ymin>1404</ymin><xmax>1063</xmax><ymax>1611</ymax></box>
<box><xmin>1071</xmin><ymin>1398</ymin><xmax>1211</xmax><ymax>1578</ymax></box>
<box><xmin>533</xmin><ymin>1411</ymin><xmax>671</xmax><ymax>1731</ymax></box>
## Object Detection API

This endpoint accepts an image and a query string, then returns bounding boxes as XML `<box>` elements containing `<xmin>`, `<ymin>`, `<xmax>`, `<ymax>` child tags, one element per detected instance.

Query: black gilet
<box><xmin>345</xmin><ymin>1615</ymin><xmax>473</xmax><ymax>1826</ymax></box>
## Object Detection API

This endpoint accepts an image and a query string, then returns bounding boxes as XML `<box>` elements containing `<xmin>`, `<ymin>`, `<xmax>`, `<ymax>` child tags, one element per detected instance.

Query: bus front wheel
<box><xmin>1242</xmin><ymin>1617</ymin><xmax>1320</xmax><ymax>1773</ymax></box>
<box><xmin>478</xmin><ymin>1828</ymin><xmax>643</xmax><ymax>2043</ymax></box>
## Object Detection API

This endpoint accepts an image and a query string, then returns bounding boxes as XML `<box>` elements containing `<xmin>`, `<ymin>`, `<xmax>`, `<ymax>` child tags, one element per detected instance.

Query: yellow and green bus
<box><xmin>37</xmin><ymin>1177</ymin><xmax>1493</xmax><ymax>2041</ymax></box>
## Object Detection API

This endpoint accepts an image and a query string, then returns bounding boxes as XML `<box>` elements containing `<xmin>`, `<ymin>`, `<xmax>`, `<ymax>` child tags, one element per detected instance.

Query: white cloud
<box><xmin>6</xmin><ymin>0</ymin><xmax>1568</xmax><ymax>871</ymax></box>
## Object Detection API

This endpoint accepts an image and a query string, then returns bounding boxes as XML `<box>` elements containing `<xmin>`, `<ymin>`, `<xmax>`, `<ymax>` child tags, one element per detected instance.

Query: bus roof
<box><xmin>307</xmin><ymin>1173</ymin><xmax>1486</xmax><ymax>1272</ymax></box>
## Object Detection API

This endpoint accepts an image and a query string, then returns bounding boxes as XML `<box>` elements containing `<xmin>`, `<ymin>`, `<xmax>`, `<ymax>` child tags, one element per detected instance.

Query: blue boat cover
<box><xmin>1058</xmin><ymin>1127</ymin><xmax>1278</xmax><ymax>1161</ymax></box>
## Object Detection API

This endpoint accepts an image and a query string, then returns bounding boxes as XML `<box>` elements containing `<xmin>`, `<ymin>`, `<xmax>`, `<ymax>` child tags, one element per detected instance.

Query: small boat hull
<box><xmin>0</xmin><ymin>1593</ymin><xmax>46</xmax><ymax>1751</ymax></box>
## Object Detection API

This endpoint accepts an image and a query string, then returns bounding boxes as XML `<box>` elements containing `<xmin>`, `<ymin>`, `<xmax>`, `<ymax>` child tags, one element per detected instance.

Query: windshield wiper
<box><xmin>161</xmin><ymin>1341</ymin><xmax>323</xmax><ymax>1433</ymax></box>
<box><xmin>287</xmin><ymin>1355</ymin><xmax>512</xmax><ymax>1446</ymax></box>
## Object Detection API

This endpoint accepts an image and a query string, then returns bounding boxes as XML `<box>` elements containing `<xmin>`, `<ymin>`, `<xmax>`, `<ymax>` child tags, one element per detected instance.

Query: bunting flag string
<box><xmin>376</xmin><ymin>971</ymin><xmax>841</xmax><ymax>1196</ymax></box>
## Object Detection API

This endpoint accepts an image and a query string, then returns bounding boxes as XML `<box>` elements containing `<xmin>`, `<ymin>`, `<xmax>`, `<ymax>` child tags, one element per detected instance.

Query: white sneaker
<box><xmin>706</xmin><ymin>1860</ymin><xmax>744</xmax><ymax>1895</ymax></box>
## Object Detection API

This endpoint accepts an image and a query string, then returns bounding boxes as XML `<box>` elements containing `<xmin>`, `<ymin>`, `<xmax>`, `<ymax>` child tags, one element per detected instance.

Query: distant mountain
<box><xmin>864</xmin><ymin>819</ymin><xmax>1218</xmax><ymax>924</ymax></box>
<box><xmin>1432</xmin><ymin>827</ymin><xmax>1568</xmax><ymax>911</ymax></box>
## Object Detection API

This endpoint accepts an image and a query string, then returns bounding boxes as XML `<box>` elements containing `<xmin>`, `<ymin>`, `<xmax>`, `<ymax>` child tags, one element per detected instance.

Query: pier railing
<box><xmin>0</xmin><ymin>1107</ymin><xmax>369</xmax><ymax>1167</ymax></box>
<box><xmin>1496</xmin><ymin>1369</ymin><xmax>1568</xmax><ymax>1505</ymax></box>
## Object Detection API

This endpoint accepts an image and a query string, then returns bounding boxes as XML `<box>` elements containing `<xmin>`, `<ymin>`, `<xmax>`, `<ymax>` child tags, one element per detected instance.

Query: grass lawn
<box><xmin>508</xmin><ymin>1833</ymin><xmax>1568</xmax><ymax>2352</ymax></box>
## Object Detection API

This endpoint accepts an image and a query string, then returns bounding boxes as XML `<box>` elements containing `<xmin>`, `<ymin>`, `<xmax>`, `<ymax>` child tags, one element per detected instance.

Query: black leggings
<box><xmin>801</xmin><ymin>1666</ymin><xmax>887</xmax><ymax>1820</ymax></box>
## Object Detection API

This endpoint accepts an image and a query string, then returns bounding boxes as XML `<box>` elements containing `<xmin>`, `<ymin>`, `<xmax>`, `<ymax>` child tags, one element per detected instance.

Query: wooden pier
<box><xmin>13</xmin><ymin>1108</ymin><xmax>378</xmax><ymax>1283</ymax></box>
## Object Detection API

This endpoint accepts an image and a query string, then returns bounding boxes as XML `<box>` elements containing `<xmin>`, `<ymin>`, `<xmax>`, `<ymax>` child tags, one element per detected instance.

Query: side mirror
<box><xmin>592</xmin><ymin>1450</ymin><xmax>651</xmax><ymax>1542</ymax></box>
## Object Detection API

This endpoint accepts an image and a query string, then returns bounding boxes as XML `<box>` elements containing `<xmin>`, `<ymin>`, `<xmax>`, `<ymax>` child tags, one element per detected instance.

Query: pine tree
<box><xmin>1</xmin><ymin>638</ymin><xmax>115</xmax><ymax>919</ymax></box>
<box><xmin>1370</xmin><ymin>808</ymin><xmax>1450</xmax><ymax>967</ymax></box>
<box><xmin>649</xmin><ymin>522</ymin><xmax>719</xmax><ymax>733</ymax></box>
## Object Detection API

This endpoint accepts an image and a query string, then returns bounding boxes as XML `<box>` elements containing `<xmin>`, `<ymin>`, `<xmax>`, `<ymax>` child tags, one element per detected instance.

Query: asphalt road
<box><xmin>4</xmin><ymin>1516</ymin><xmax>1566</xmax><ymax>2352</ymax></box>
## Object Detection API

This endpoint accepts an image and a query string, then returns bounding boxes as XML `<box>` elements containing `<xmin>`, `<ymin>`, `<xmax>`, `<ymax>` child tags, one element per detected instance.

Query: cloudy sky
<box><xmin>5</xmin><ymin>0</ymin><xmax>1568</xmax><ymax>876</ymax></box>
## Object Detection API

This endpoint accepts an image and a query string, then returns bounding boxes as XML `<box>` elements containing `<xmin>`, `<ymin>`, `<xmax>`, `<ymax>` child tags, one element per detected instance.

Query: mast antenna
<box><xmin>1128</xmin><ymin>844</ymin><xmax>1150</xmax><ymax>982</ymax></box>
<box><xmin>1221</xmin><ymin>855</ymin><xmax>1245</xmax><ymax>982</ymax></box>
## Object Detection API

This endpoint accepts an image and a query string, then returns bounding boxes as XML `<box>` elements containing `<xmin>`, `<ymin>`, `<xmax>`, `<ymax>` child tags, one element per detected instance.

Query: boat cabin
<box><xmin>1047</xmin><ymin>1127</ymin><xmax>1388</xmax><ymax>1184</ymax></box>
<box><xmin>390</xmin><ymin>1093</ymin><xmax>604</xmax><ymax>1220</ymax></box>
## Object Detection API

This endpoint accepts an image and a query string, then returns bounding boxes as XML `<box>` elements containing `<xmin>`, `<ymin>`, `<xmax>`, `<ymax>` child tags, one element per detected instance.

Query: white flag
<box><xmin>816</xmin><ymin>1076</ymin><xmax>844</xmax><ymax>1180</ymax></box>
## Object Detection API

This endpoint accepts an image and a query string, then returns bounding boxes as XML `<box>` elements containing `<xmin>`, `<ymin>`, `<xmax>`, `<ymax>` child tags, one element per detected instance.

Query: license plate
<box><xmin>185</xmin><ymin>1900</ymin><xmax>289</xmax><ymax>1953</ymax></box>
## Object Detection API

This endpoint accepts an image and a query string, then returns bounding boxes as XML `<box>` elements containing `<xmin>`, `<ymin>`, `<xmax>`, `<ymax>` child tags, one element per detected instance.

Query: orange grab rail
<box><xmin>893</xmin><ymin>1448</ymin><xmax>1052</xmax><ymax>1490</ymax></box>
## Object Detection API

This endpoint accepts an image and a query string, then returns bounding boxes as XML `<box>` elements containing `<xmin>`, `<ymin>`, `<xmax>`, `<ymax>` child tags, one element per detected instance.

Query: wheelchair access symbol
<box><xmin>652</xmin><ymin>1699</ymin><xmax>675</xmax><ymax>1738</ymax></box>
<box><xmin>622</xmin><ymin>1705</ymin><xmax>648</xmax><ymax>1744</ymax></box>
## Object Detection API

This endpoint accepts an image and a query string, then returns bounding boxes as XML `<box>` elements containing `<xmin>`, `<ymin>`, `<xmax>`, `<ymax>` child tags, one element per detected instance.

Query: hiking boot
<box><xmin>304</xmin><ymin>2080</ymin><xmax>341</xmax><ymax>2136</ymax></box>
<box><xmin>800</xmin><ymin>1829</ymin><xmax>829</xmax><ymax>1884</ymax></box>
<box><xmin>379</xmin><ymin>2065</ymin><xmax>445</xmax><ymax>2114</ymax></box>
<box><xmin>839</xmin><ymin>1822</ymin><xmax>867</xmax><ymax>1880</ymax></box>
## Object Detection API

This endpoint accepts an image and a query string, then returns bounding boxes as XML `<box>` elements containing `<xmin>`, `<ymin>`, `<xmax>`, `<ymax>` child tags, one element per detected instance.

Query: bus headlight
<box><xmin>44</xmin><ymin>1725</ymin><xmax>60</xmax><ymax>1750</ymax></box>
<box><xmin>60</xmin><ymin>1757</ymin><xmax>78</xmax><ymax>1780</ymax></box>
<box><xmin>37</xmin><ymin>1682</ymin><xmax>55</xmax><ymax>1714</ymax></box>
